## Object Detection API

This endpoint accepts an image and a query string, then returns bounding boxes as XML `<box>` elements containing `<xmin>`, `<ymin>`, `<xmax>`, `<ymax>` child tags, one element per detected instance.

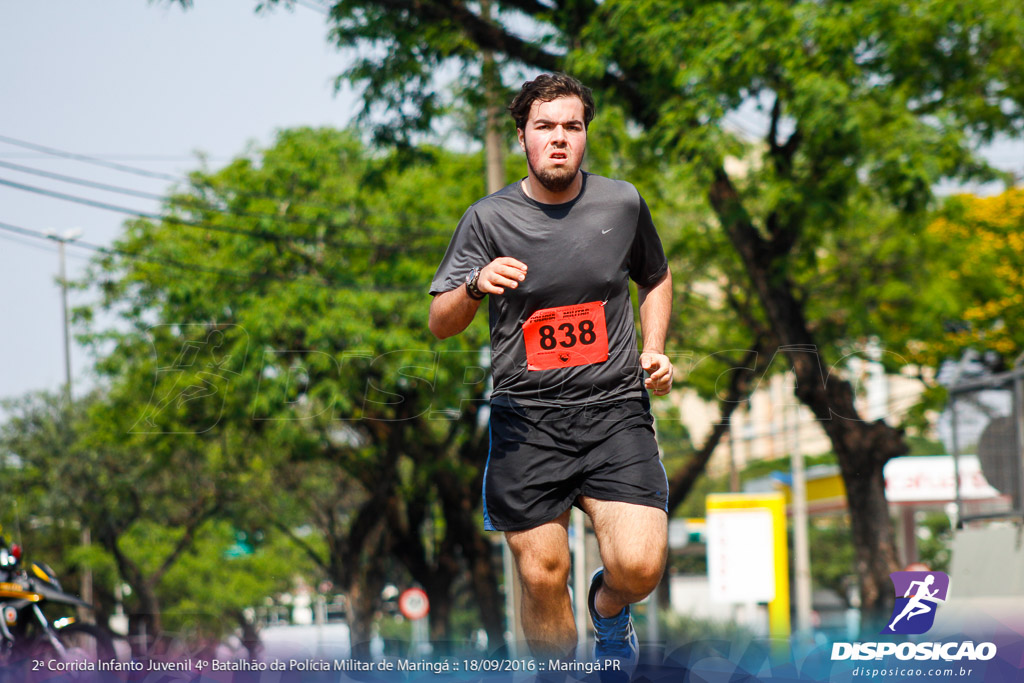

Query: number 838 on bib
<box><xmin>522</xmin><ymin>301</ymin><xmax>610</xmax><ymax>371</ymax></box>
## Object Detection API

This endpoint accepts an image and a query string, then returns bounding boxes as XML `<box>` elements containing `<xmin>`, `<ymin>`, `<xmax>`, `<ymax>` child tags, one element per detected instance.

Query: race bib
<box><xmin>522</xmin><ymin>301</ymin><xmax>609</xmax><ymax>371</ymax></box>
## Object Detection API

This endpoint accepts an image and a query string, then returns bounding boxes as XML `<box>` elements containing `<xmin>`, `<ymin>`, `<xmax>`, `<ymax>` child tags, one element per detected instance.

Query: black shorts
<box><xmin>482</xmin><ymin>395</ymin><xmax>669</xmax><ymax>532</ymax></box>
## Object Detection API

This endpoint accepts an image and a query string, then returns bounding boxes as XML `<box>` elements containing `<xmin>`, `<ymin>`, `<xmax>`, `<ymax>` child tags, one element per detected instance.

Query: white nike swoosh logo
<box><xmin>601</xmin><ymin>228</ymin><xmax>614</xmax><ymax>234</ymax></box>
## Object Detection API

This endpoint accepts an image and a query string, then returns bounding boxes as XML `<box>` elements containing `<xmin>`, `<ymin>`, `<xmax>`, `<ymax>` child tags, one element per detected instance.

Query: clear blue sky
<box><xmin>0</xmin><ymin>0</ymin><xmax>355</xmax><ymax>402</ymax></box>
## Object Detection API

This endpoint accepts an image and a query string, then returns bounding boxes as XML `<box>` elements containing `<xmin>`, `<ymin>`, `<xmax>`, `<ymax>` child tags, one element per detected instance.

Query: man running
<box><xmin>429</xmin><ymin>73</ymin><xmax>674</xmax><ymax>668</ymax></box>
<box><xmin>888</xmin><ymin>574</ymin><xmax>940</xmax><ymax>631</ymax></box>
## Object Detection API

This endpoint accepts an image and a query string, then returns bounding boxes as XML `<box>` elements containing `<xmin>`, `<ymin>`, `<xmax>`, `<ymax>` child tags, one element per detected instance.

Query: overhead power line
<box><xmin>0</xmin><ymin>174</ymin><xmax>295</xmax><ymax>244</ymax></box>
<box><xmin>0</xmin><ymin>220</ymin><xmax>423</xmax><ymax>293</ymax></box>
<box><xmin>0</xmin><ymin>133</ymin><xmax>460</xmax><ymax>238</ymax></box>
<box><xmin>0</xmin><ymin>230</ymin><xmax>91</xmax><ymax>260</ymax></box>
<box><xmin>294</xmin><ymin>0</ymin><xmax>331</xmax><ymax>15</ymax></box>
<box><xmin>0</xmin><ymin>158</ymin><xmax>442</xmax><ymax>239</ymax></box>
<box><xmin>0</xmin><ymin>134</ymin><xmax>181</xmax><ymax>183</ymax></box>
<box><xmin>0</xmin><ymin>221</ymin><xmax>267</xmax><ymax>280</ymax></box>
<box><xmin>0</xmin><ymin>153</ymin><xmax>228</xmax><ymax>162</ymax></box>
<box><xmin>0</xmin><ymin>175</ymin><xmax>445</xmax><ymax>252</ymax></box>
<box><xmin>0</xmin><ymin>158</ymin><xmax>169</xmax><ymax>202</ymax></box>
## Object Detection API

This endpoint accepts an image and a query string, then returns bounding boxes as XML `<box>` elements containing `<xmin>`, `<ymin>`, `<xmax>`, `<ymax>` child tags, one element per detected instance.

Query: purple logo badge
<box><xmin>881</xmin><ymin>571</ymin><xmax>951</xmax><ymax>635</ymax></box>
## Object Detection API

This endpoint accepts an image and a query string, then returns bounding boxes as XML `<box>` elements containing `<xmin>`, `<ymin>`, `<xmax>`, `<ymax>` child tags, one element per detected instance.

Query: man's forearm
<box><xmin>638</xmin><ymin>268</ymin><xmax>672</xmax><ymax>354</ymax></box>
<box><xmin>429</xmin><ymin>287</ymin><xmax>484</xmax><ymax>339</ymax></box>
<box><xmin>429</xmin><ymin>257</ymin><xmax>528</xmax><ymax>339</ymax></box>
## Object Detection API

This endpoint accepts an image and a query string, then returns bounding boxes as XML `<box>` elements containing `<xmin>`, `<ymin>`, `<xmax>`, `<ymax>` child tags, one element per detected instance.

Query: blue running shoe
<box><xmin>588</xmin><ymin>568</ymin><xmax>638</xmax><ymax>676</ymax></box>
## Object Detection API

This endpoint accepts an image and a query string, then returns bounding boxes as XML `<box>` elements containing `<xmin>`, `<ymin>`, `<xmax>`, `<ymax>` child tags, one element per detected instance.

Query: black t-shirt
<box><xmin>430</xmin><ymin>172</ymin><xmax>668</xmax><ymax>407</ymax></box>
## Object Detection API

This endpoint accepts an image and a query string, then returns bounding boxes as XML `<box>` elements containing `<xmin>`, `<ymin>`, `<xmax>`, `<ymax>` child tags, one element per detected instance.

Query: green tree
<box><xmin>0</xmin><ymin>391</ymin><xmax>253</xmax><ymax>650</ymax></box>
<box><xmin>206</xmin><ymin>0</ymin><xmax>1024</xmax><ymax>622</ymax></box>
<box><xmin>157</xmin><ymin>521</ymin><xmax>309</xmax><ymax>656</ymax></box>
<box><xmin>573</xmin><ymin>4</ymin><xmax>1020</xmax><ymax>622</ymax></box>
<box><xmin>0</xmin><ymin>393</ymin><xmax>89</xmax><ymax>606</ymax></box>
<box><xmin>82</xmin><ymin>128</ymin><xmax>506</xmax><ymax>654</ymax></box>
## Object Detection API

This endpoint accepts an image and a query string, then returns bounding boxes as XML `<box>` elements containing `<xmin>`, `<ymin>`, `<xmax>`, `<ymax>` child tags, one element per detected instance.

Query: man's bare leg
<box><xmin>579</xmin><ymin>497</ymin><xmax>667</xmax><ymax>619</ymax></box>
<box><xmin>505</xmin><ymin>509</ymin><xmax>576</xmax><ymax>659</ymax></box>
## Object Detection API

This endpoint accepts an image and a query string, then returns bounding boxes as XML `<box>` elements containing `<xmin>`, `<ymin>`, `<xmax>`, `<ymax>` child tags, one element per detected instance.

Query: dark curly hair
<box><xmin>507</xmin><ymin>73</ymin><xmax>596</xmax><ymax>131</ymax></box>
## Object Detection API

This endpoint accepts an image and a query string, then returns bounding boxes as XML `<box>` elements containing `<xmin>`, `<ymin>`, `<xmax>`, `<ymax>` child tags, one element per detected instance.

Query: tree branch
<box><xmin>666</xmin><ymin>342</ymin><xmax>772</xmax><ymax>512</ymax></box>
<box><xmin>769</xmin><ymin>95</ymin><xmax>782</xmax><ymax>153</ymax></box>
<box><xmin>371</xmin><ymin>0</ymin><xmax>563</xmax><ymax>72</ymax></box>
<box><xmin>153</xmin><ymin>500</ymin><xmax>220</xmax><ymax>584</ymax></box>
<box><xmin>272</xmin><ymin>519</ymin><xmax>330</xmax><ymax>573</ymax></box>
<box><xmin>497</xmin><ymin>0</ymin><xmax>551</xmax><ymax>18</ymax></box>
<box><xmin>709</xmin><ymin>167</ymin><xmax>771</xmax><ymax>263</ymax></box>
<box><xmin>767</xmin><ymin>95</ymin><xmax>801</xmax><ymax>176</ymax></box>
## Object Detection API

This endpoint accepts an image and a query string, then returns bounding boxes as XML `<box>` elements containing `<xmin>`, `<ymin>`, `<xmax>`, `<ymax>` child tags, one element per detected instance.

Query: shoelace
<box><xmin>594</xmin><ymin>610</ymin><xmax>636</xmax><ymax>657</ymax></box>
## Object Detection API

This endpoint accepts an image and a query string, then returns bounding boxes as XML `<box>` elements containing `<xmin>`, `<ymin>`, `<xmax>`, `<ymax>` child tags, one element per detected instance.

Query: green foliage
<box><xmin>73</xmin><ymin>127</ymin><xmax>509</xmax><ymax>645</ymax></box>
<box><xmin>911</xmin><ymin>512</ymin><xmax>953</xmax><ymax>573</ymax></box>
<box><xmin>571</xmin><ymin>0</ymin><xmax>1021</xmax><ymax>380</ymax></box>
<box><xmin>651</xmin><ymin>398</ymin><xmax>694</xmax><ymax>472</ymax></box>
<box><xmin>260</xmin><ymin>0</ymin><xmax>1023</xmax><ymax>380</ymax></box>
<box><xmin>673</xmin><ymin>478</ymin><xmax>721</xmax><ymax>521</ymax></box>
<box><xmin>87</xmin><ymin>128</ymin><xmax>489</xmax><ymax>428</ymax></box>
<box><xmin>158</xmin><ymin>522</ymin><xmax>311</xmax><ymax>639</ymax></box>
<box><xmin>0</xmin><ymin>390</ymin><xmax>284</xmax><ymax>640</ymax></box>
<box><xmin>670</xmin><ymin>551</ymin><xmax>707</xmax><ymax>577</ymax></box>
<box><xmin>375</xmin><ymin>614</ymin><xmax>413</xmax><ymax>652</ymax></box>
<box><xmin>903</xmin><ymin>434</ymin><xmax>948</xmax><ymax>457</ymax></box>
<box><xmin>77</xmin><ymin>0</ymin><xmax>1024</xmax><ymax>633</ymax></box>
<box><xmin>808</xmin><ymin>516</ymin><xmax>858</xmax><ymax>605</ymax></box>
<box><xmin>84</xmin><ymin>128</ymin><xmax>493</xmax><ymax>483</ymax></box>
<box><xmin>807</xmin><ymin>510</ymin><xmax>952</xmax><ymax>602</ymax></box>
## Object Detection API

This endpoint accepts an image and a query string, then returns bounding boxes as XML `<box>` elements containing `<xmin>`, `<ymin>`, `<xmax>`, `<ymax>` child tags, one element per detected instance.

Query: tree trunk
<box><xmin>233</xmin><ymin>609</ymin><xmax>263</xmax><ymax>660</ymax></box>
<box><xmin>130</xmin><ymin>582</ymin><xmax>162</xmax><ymax>657</ymax></box>
<box><xmin>346</xmin><ymin>541</ymin><xmax>391</xmax><ymax>662</ymax></box>
<box><xmin>464</xmin><ymin>527</ymin><xmax>505</xmax><ymax>653</ymax></box>
<box><xmin>482</xmin><ymin>0</ymin><xmax>505</xmax><ymax>196</ymax></box>
<box><xmin>435</xmin><ymin>460</ymin><xmax>505</xmax><ymax>652</ymax></box>
<box><xmin>790</xmin><ymin>344</ymin><xmax>905</xmax><ymax>623</ymax></box>
<box><xmin>332</xmin><ymin>511</ymin><xmax>391</xmax><ymax>661</ymax></box>
<box><xmin>425</xmin><ymin>578</ymin><xmax>453</xmax><ymax>653</ymax></box>
<box><xmin>347</xmin><ymin>580</ymin><xmax>377</xmax><ymax>660</ymax></box>
<box><xmin>666</xmin><ymin>344</ymin><xmax>772</xmax><ymax>514</ymax></box>
<box><xmin>96</xmin><ymin>527</ymin><xmax>163</xmax><ymax>656</ymax></box>
<box><xmin>709</xmin><ymin>169</ymin><xmax>905</xmax><ymax>619</ymax></box>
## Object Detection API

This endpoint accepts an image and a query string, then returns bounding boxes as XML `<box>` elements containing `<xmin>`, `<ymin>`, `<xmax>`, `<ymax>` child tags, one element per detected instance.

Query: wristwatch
<box><xmin>466</xmin><ymin>267</ymin><xmax>486</xmax><ymax>300</ymax></box>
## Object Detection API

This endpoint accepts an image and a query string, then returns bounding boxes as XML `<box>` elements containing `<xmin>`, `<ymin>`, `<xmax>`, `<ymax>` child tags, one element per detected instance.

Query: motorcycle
<box><xmin>0</xmin><ymin>534</ymin><xmax>115</xmax><ymax>668</ymax></box>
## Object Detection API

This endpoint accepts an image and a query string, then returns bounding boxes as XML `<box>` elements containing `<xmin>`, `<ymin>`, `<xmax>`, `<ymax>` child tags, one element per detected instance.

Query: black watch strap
<box><xmin>466</xmin><ymin>268</ymin><xmax>486</xmax><ymax>300</ymax></box>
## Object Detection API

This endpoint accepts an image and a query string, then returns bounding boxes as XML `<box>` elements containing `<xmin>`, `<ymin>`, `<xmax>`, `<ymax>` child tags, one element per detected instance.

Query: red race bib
<box><xmin>522</xmin><ymin>301</ymin><xmax>609</xmax><ymax>371</ymax></box>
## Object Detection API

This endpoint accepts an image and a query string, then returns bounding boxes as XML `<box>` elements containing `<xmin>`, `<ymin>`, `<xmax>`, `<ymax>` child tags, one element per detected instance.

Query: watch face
<box><xmin>466</xmin><ymin>268</ymin><xmax>484</xmax><ymax>299</ymax></box>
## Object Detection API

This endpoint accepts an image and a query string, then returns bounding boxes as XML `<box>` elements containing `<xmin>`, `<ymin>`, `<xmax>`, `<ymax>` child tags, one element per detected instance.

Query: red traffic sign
<box><xmin>398</xmin><ymin>587</ymin><xmax>429</xmax><ymax>620</ymax></box>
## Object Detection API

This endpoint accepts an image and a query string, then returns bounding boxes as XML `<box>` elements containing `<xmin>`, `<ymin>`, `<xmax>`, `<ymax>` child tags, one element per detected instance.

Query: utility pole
<box><xmin>482</xmin><ymin>8</ymin><xmax>505</xmax><ymax>195</ymax></box>
<box><xmin>479</xmin><ymin>0</ymin><xmax>520</xmax><ymax>656</ymax></box>
<box><xmin>788</xmin><ymin>395</ymin><xmax>812</xmax><ymax>642</ymax></box>
<box><xmin>46</xmin><ymin>228</ymin><xmax>81</xmax><ymax>404</ymax></box>
<box><xmin>727</xmin><ymin>427</ymin><xmax>740</xmax><ymax>492</ymax></box>
<box><xmin>46</xmin><ymin>228</ymin><xmax>92</xmax><ymax>620</ymax></box>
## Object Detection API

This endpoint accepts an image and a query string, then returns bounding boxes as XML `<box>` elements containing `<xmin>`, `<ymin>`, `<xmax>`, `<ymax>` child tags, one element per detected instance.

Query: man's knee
<box><xmin>605</xmin><ymin>553</ymin><xmax>665</xmax><ymax>599</ymax></box>
<box><xmin>516</xmin><ymin>551</ymin><xmax>571</xmax><ymax>597</ymax></box>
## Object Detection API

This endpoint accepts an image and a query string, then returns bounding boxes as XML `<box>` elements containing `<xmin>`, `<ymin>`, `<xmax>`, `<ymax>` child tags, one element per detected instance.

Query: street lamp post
<box><xmin>45</xmin><ymin>228</ymin><xmax>81</xmax><ymax>403</ymax></box>
<box><xmin>45</xmin><ymin>228</ymin><xmax>92</xmax><ymax>618</ymax></box>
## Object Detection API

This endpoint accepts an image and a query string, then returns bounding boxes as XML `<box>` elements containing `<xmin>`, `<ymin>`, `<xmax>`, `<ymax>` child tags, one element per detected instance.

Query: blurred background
<box><xmin>2</xmin><ymin>0</ymin><xmax>1023</xmax><ymax>665</ymax></box>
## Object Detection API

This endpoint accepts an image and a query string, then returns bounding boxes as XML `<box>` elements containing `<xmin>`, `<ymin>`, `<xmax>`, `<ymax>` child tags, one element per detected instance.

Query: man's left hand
<box><xmin>641</xmin><ymin>352</ymin><xmax>674</xmax><ymax>396</ymax></box>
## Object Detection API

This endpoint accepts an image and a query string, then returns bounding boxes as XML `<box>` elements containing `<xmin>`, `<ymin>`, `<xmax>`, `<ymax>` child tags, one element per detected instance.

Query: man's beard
<box><xmin>526</xmin><ymin>151</ymin><xmax>582</xmax><ymax>194</ymax></box>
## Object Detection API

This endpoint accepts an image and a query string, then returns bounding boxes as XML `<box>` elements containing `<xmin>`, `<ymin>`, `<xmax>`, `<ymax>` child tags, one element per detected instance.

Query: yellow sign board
<box><xmin>706</xmin><ymin>492</ymin><xmax>790</xmax><ymax>649</ymax></box>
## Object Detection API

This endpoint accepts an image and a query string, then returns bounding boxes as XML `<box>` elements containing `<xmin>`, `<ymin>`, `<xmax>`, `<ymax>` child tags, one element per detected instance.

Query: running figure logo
<box><xmin>882</xmin><ymin>571</ymin><xmax>951</xmax><ymax>635</ymax></box>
